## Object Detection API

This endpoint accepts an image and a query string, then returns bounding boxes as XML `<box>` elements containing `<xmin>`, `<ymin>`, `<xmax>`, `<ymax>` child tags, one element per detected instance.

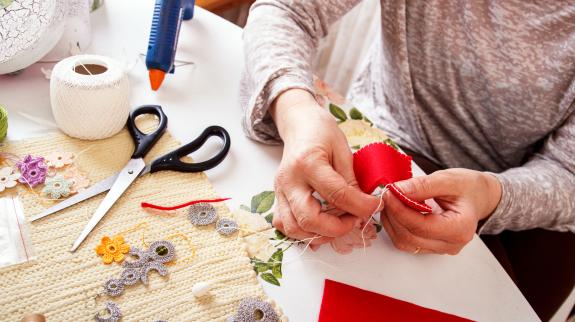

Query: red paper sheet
<box><xmin>318</xmin><ymin>279</ymin><xmax>473</xmax><ymax>322</ymax></box>
<box><xmin>353</xmin><ymin>143</ymin><xmax>432</xmax><ymax>213</ymax></box>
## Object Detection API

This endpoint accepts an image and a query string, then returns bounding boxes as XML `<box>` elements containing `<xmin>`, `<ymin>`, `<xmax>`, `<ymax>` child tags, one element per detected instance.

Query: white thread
<box><xmin>361</xmin><ymin>186</ymin><xmax>388</xmax><ymax>253</ymax></box>
<box><xmin>50</xmin><ymin>54</ymin><xmax>131</xmax><ymax>140</ymax></box>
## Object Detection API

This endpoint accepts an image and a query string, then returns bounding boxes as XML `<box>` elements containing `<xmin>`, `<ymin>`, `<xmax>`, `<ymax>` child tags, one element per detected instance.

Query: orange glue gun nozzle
<box><xmin>149</xmin><ymin>69</ymin><xmax>166</xmax><ymax>91</ymax></box>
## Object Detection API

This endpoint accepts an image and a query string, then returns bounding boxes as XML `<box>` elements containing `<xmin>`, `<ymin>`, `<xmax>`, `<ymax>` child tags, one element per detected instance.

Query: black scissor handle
<box><xmin>149</xmin><ymin>125</ymin><xmax>231</xmax><ymax>173</ymax></box>
<box><xmin>127</xmin><ymin>105</ymin><xmax>168</xmax><ymax>159</ymax></box>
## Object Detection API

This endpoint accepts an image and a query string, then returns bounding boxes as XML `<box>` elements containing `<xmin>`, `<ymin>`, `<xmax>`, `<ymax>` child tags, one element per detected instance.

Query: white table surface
<box><xmin>0</xmin><ymin>1</ymin><xmax>540</xmax><ymax>321</ymax></box>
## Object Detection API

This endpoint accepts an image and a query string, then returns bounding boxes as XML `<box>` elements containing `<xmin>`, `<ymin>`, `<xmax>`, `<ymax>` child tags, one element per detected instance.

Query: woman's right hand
<box><xmin>270</xmin><ymin>89</ymin><xmax>380</xmax><ymax>245</ymax></box>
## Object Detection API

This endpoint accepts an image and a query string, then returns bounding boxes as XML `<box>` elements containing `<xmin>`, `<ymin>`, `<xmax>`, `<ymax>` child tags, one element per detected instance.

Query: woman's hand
<box><xmin>381</xmin><ymin>168</ymin><xmax>502</xmax><ymax>255</ymax></box>
<box><xmin>270</xmin><ymin>89</ymin><xmax>380</xmax><ymax>245</ymax></box>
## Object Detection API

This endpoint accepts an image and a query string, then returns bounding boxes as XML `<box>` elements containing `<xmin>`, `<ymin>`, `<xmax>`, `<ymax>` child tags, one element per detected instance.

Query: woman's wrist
<box><xmin>270</xmin><ymin>88</ymin><xmax>320</xmax><ymax>140</ymax></box>
<box><xmin>480</xmin><ymin>172</ymin><xmax>503</xmax><ymax>221</ymax></box>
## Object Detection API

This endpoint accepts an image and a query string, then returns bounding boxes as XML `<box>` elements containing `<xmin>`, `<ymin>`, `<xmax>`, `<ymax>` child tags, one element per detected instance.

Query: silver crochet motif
<box><xmin>95</xmin><ymin>301</ymin><xmax>122</xmax><ymax>322</ymax></box>
<box><xmin>103</xmin><ymin>278</ymin><xmax>124</xmax><ymax>297</ymax></box>
<box><xmin>188</xmin><ymin>203</ymin><xmax>218</xmax><ymax>226</ymax></box>
<box><xmin>234</xmin><ymin>298</ymin><xmax>278</xmax><ymax>322</ymax></box>
<box><xmin>120</xmin><ymin>267</ymin><xmax>141</xmax><ymax>286</ymax></box>
<box><xmin>216</xmin><ymin>218</ymin><xmax>239</xmax><ymax>236</ymax></box>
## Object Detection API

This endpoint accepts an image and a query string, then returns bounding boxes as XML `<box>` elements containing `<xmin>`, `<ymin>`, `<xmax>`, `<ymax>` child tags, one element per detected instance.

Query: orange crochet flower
<box><xmin>95</xmin><ymin>235</ymin><xmax>130</xmax><ymax>264</ymax></box>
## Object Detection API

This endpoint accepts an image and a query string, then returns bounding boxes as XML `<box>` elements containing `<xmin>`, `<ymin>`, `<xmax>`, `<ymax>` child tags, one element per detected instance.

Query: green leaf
<box><xmin>384</xmin><ymin>138</ymin><xmax>400</xmax><ymax>151</ymax></box>
<box><xmin>240</xmin><ymin>204</ymin><xmax>251</xmax><ymax>212</ymax></box>
<box><xmin>272</xmin><ymin>264</ymin><xmax>283</xmax><ymax>279</ymax></box>
<box><xmin>265</xmin><ymin>213</ymin><xmax>274</xmax><ymax>224</ymax></box>
<box><xmin>253</xmin><ymin>261</ymin><xmax>270</xmax><ymax>273</ymax></box>
<box><xmin>363</xmin><ymin>115</ymin><xmax>373</xmax><ymax>126</ymax></box>
<box><xmin>374</xmin><ymin>223</ymin><xmax>382</xmax><ymax>233</ymax></box>
<box><xmin>349</xmin><ymin>107</ymin><xmax>363</xmax><ymax>120</ymax></box>
<box><xmin>251</xmin><ymin>191</ymin><xmax>275</xmax><ymax>213</ymax></box>
<box><xmin>271</xmin><ymin>249</ymin><xmax>284</xmax><ymax>262</ymax></box>
<box><xmin>274</xmin><ymin>230</ymin><xmax>286</xmax><ymax>240</ymax></box>
<box><xmin>329</xmin><ymin>103</ymin><xmax>347</xmax><ymax>122</ymax></box>
<box><xmin>260</xmin><ymin>273</ymin><xmax>280</xmax><ymax>286</ymax></box>
<box><xmin>350</xmin><ymin>144</ymin><xmax>361</xmax><ymax>150</ymax></box>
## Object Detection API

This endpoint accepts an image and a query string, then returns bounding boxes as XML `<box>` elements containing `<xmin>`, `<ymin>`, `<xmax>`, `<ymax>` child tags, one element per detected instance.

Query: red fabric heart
<box><xmin>318</xmin><ymin>279</ymin><xmax>473</xmax><ymax>322</ymax></box>
<box><xmin>353</xmin><ymin>143</ymin><xmax>431</xmax><ymax>213</ymax></box>
<box><xmin>353</xmin><ymin>143</ymin><xmax>413</xmax><ymax>193</ymax></box>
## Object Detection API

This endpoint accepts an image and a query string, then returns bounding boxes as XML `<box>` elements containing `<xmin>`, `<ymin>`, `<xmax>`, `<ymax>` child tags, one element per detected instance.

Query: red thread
<box><xmin>141</xmin><ymin>198</ymin><xmax>230</xmax><ymax>211</ymax></box>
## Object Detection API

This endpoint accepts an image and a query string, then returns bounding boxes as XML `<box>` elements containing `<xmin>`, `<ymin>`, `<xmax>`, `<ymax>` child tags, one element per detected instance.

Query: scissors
<box><xmin>31</xmin><ymin>105</ymin><xmax>231</xmax><ymax>252</ymax></box>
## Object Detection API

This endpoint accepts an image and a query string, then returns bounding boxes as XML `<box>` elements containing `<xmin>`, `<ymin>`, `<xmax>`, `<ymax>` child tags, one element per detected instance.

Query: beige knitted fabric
<box><xmin>0</xmin><ymin>122</ymin><xmax>279</xmax><ymax>321</ymax></box>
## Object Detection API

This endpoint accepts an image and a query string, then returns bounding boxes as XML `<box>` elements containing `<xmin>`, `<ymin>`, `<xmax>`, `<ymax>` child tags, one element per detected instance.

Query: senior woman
<box><xmin>239</xmin><ymin>1</ymin><xmax>575</xmax><ymax>320</ymax></box>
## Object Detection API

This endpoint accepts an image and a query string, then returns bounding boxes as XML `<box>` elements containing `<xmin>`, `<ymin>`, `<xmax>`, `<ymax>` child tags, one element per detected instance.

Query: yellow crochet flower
<box><xmin>95</xmin><ymin>235</ymin><xmax>130</xmax><ymax>264</ymax></box>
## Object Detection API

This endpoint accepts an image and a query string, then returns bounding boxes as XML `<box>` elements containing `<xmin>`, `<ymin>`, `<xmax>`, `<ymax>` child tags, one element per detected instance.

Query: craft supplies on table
<box><xmin>32</xmin><ymin>105</ymin><xmax>231</xmax><ymax>252</ymax></box>
<box><xmin>0</xmin><ymin>195</ymin><xmax>35</xmax><ymax>268</ymax></box>
<box><xmin>50</xmin><ymin>54</ymin><xmax>131</xmax><ymax>140</ymax></box>
<box><xmin>0</xmin><ymin>117</ymin><xmax>283</xmax><ymax>321</ymax></box>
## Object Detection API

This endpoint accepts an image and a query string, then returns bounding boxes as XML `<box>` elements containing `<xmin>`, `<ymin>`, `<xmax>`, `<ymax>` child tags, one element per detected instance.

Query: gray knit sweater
<box><xmin>239</xmin><ymin>0</ymin><xmax>575</xmax><ymax>234</ymax></box>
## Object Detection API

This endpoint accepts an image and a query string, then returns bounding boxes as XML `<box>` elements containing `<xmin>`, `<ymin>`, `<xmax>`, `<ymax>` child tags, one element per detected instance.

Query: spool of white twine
<box><xmin>50</xmin><ymin>54</ymin><xmax>130</xmax><ymax>140</ymax></box>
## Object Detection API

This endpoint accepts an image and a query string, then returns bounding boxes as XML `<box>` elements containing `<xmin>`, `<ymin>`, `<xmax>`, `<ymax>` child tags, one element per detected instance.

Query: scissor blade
<box><xmin>30</xmin><ymin>173</ymin><xmax>119</xmax><ymax>222</ymax></box>
<box><xmin>71</xmin><ymin>158</ymin><xmax>145</xmax><ymax>252</ymax></box>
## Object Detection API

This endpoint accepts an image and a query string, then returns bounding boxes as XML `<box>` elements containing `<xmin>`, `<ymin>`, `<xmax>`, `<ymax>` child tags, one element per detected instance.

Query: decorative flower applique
<box><xmin>42</xmin><ymin>175</ymin><xmax>72</xmax><ymax>199</ymax></box>
<box><xmin>45</xmin><ymin>151</ymin><xmax>75</xmax><ymax>168</ymax></box>
<box><xmin>0</xmin><ymin>167</ymin><xmax>20</xmax><ymax>192</ymax></box>
<box><xmin>63</xmin><ymin>167</ymin><xmax>90</xmax><ymax>193</ymax></box>
<box><xmin>95</xmin><ymin>235</ymin><xmax>131</xmax><ymax>264</ymax></box>
<box><xmin>16</xmin><ymin>155</ymin><xmax>48</xmax><ymax>187</ymax></box>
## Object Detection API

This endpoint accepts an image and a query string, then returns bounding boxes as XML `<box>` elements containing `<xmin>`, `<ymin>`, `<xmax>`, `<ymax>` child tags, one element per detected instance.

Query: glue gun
<box><xmin>146</xmin><ymin>0</ymin><xmax>195</xmax><ymax>91</ymax></box>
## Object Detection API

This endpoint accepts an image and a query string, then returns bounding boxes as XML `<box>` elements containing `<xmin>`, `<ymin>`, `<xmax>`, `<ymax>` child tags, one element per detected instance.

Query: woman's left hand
<box><xmin>381</xmin><ymin>168</ymin><xmax>502</xmax><ymax>255</ymax></box>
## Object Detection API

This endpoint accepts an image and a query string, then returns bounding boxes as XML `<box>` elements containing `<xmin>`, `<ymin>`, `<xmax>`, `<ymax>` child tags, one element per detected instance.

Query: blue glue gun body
<box><xmin>146</xmin><ymin>0</ymin><xmax>194</xmax><ymax>83</ymax></box>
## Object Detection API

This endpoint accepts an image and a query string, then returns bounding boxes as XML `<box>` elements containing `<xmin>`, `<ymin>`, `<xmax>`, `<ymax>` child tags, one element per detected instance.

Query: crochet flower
<box><xmin>42</xmin><ymin>175</ymin><xmax>71</xmax><ymax>199</ymax></box>
<box><xmin>96</xmin><ymin>235</ymin><xmax>130</xmax><ymax>264</ymax></box>
<box><xmin>63</xmin><ymin>167</ymin><xmax>90</xmax><ymax>194</ymax></box>
<box><xmin>0</xmin><ymin>167</ymin><xmax>20</xmax><ymax>192</ymax></box>
<box><xmin>16</xmin><ymin>155</ymin><xmax>48</xmax><ymax>187</ymax></box>
<box><xmin>45</xmin><ymin>151</ymin><xmax>75</xmax><ymax>168</ymax></box>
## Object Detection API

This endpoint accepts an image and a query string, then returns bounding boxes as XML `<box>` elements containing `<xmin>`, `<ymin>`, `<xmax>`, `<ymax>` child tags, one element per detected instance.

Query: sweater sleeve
<box><xmin>480</xmin><ymin>110</ymin><xmax>575</xmax><ymax>234</ymax></box>
<box><xmin>239</xmin><ymin>0</ymin><xmax>361</xmax><ymax>144</ymax></box>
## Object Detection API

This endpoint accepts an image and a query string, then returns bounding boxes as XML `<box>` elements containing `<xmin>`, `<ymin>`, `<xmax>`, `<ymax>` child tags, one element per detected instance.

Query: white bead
<box><xmin>191</xmin><ymin>281</ymin><xmax>212</xmax><ymax>297</ymax></box>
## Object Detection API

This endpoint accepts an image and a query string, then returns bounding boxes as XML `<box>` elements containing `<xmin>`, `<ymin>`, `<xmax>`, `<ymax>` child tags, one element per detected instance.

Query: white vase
<box><xmin>0</xmin><ymin>0</ymin><xmax>67</xmax><ymax>74</ymax></box>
